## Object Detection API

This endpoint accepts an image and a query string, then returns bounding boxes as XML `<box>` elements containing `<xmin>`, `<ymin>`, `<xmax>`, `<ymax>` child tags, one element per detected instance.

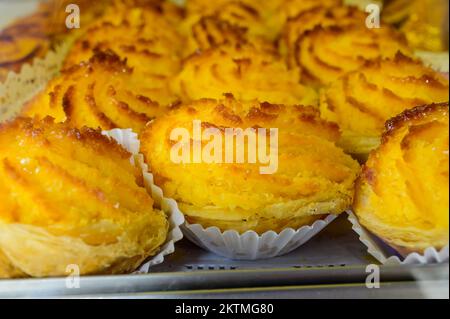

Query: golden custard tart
<box><xmin>281</xmin><ymin>5</ymin><xmax>367</xmax><ymax>68</ymax></box>
<box><xmin>185</xmin><ymin>0</ymin><xmax>270</xmax><ymax>14</ymax></box>
<box><xmin>182</xmin><ymin>0</ymin><xmax>342</xmax><ymax>47</ymax></box>
<box><xmin>272</xmin><ymin>0</ymin><xmax>343</xmax><ymax>41</ymax></box>
<box><xmin>187</xmin><ymin>1</ymin><xmax>270</xmax><ymax>36</ymax></box>
<box><xmin>353</xmin><ymin>103</ymin><xmax>449</xmax><ymax>254</ymax></box>
<box><xmin>275</xmin><ymin>0</ymin><xmax>343</xmax><ymax>18</ymax></box>
<box><xmin>140</xmin><ymin>95</ymin><xmax>360</xmax><ymax>234</ymax></box>
<box><xmin>22</xmin><ymin>50</ymin><xmax>167</xmax><ymax>133</ymax></box>
<box><xmin>320</xmin><ymin>53</ymin><xmax>450</xmax><ymax>155</ymax></box>
<box><xmin>182</xmin><ymin>14</ymin><xmax>276</xmax><ymax>57</ymax></box>
<box><xmin>275</xmin><ymin>0</ymin><xmax>342</xmax><ymax>20</ymax></box>
<box><xmin>180</xmin><ymin>0</ymin><xmax>281</xmax><ymax>58</ymax></box>
<box><xmin>264</xmin><ymin>0</ymin><xmax>344</xmax><ymax>39</ymax></box>
<box><xmin>184</xmin><ymin>0</ymin><xmax>282</xmax><ymax>40</ymax></box>
<box><xmin>0</xmin><ymin>117</ymin><xmax>168</xmax><ymax>278</ymax></box>
<box><xmin>0</xmin><ymin>0</ymin><xmax>112</xmax><ymax>81</ymax></box>
<box><xmin>0</xmin><ymin>33</ymin><xmax>49</xmax><ymax>82</ymax></box>
<box><xmin>293</xmin><ymin>24</ymin><xmax>412</xmax><ymax>87</ymax></box>
<box><xmin>383</xmin><ymin>0</ymin><xmax>449</xmax><ymax>52</ymax></box>
<box><xmin>63</xmin><ymin>5</ymin><xmax>183</xmax><ymax>81</ymax></box>
<box><xmin>173</xmin><ymin>43</ymin><xmax>318</xmax><ymax>106</ymax></box>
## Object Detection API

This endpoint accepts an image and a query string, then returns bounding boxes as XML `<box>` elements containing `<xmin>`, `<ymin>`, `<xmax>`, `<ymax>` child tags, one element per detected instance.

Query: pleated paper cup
<box><xmin>347</xmin><ymin>211</ymin><xmax>449</xmax><ymax>265</ymax></box>
<box><xmin>102</xmin><ymin>129</ymin><xmax>185</xmax><ymax>272</ymax></box>
<box><xmin>182</xmin><ymin>214</ymin><xmax>338</xmax><ymax>260</ymax></box>
<box><xmin>0</xmin><ymin>42</ymin><xmax>72</xmax><ymax>123</ymax></box>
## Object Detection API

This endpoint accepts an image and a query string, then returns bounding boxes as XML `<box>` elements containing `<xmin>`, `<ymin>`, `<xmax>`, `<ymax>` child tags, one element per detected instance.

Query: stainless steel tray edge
<box><xmin>0</xmin><ymin>264</ymin><xmax>448</xmax><ymax>298</ymax></box>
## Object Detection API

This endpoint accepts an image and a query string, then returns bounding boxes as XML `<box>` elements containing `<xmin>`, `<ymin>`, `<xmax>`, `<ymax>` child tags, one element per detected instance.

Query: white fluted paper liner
<box><xmin>102</xmin><ymin>129</ymin><xmax>185</xmax><ymax>272</ymax></box>
<box><xmin>182</xmin><ymin>214</ymin><xmax>337</xmax><ymax>260</ymax></box>
<box><xmin>415</xmin><ymin>50</ymin><xmax>450</xmax><ymax>73</ymax></box>
<box><xmin>0</xmin><ymin>41</ymin><xmax>73</xmax><ymax>123</ymax></box>
<box><xmin>347</xmin><ymin>211</ymin><xmax>449</xmax><ymax>265</ymax></box>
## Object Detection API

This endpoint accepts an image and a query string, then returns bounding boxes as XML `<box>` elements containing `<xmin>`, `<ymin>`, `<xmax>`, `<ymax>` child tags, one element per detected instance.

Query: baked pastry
<box><xmin>22</xmin><ymin>50</ymin><xmax>167</xmax><ymax>133</ymax></box>
<box><xmin>0</xmin><ymin>0</ymin><xmax>178</xmax><ymax>81</ymax></box>
<box><xmin>320</xmin><ymin>53</ymin><xmax>450</xmax><ymax>155</ymax></box>
<box><xmin>383</xmin><ymin>0</ymin><xmax>449</xmax><ymax>52</ymax></box>
<box><xmin>185</xmin><ymin>0</ymin><xmax>262</xmax><ymax>14</ymax></box>
<box><xmin>275</xmin><ymin>0</ymin><xmax>342</xmax><ymax>20</ymax></box>
<box><xmin>0</xmin><ymin>28</ymin><xmax>50</xmax><ymax>82</ymax></box>
<box><xmin>0</xmin><ymin>0</ymin><xmax>112</xmax><ymax>81</ymax></box>
<box><xmin>184</xmin><ymin>0</ymin><xmax>341</xmax><ymax>36</ymax></box>
<box><xmin>182</xmin><ymin>15</ymin><xmax>276</xmax><ymax>57</ymax></box>
<box><xmin>381</xmin><ymin>0</ymin><xmax>414</xmax><ymax>24</ymax></box>
<box><xmin>281</xmin><ymin>5</ymin><xmax>366</xmax><ymax>68</ymax></box>
<box><xmin>185</xmin><ymin>0</ymin><xmax>281</xmax><ymax>23</ymax></box>
<box><xmin>201</xmin><ymin>1</ymin><xmax>276</xmax><ymax>40</ymax></box>
<box><xmin>353</xmin><ymin>103</ymin><xmax>449</xmax><ymax>254</ymax></box>
<box><xmin>102</xmin><ymin>0</ymin><xmax>185</xmax><ymax>31</ymax></box>
<box><xmin>0</xmin><ymin>117</ymin><xmax>168</xmax><ymax>278</ymax></box>
<box><xmin>63</xmin><ymin>5</ymin><xmax>183</xmax><ymax>81</ymax></box>
<box><xmin>173</xmin><ymin>43</ymin><xmax>318</xmax><ymax>106</ymax></box>
<box><xmin>181</xmin><ymin>0</ymin><xmax>279</xmax><ymax>56</ymax></box>
<box><xmin>140</xmin><ymin>95</ymin><xmax>360</xmax><ymax>234</ymax></box>
<box><xmin>293</xmin><ymin>25</ymin><xmax>412</xmax><ymax>87</ymax></box>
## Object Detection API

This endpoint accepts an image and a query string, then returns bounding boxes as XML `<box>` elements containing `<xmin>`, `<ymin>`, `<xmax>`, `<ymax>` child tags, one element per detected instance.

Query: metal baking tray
<box><xmin>0</xmin><ymin>216</ymin><xmax>448</xmax><ymax>298</ymax></box>
<box><xmin>150</xmin><ymin>216</ymin><xmax>374</xmax><ymax>272</ymax></box>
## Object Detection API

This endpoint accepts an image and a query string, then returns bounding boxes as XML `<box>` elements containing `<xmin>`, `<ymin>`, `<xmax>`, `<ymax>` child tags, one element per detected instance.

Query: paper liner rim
<box><xmin>102</xmin><ymin>128</ymin><xmax>185</xmax><ymax>272</ymax></box>
<box><xmin>347</xmin><ymin>210</ymin><xmax>449</xmax><ymax>265</ymax></box>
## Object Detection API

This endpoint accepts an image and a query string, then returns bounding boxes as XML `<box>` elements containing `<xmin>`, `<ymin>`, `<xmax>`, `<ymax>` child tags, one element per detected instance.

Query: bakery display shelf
<box><xmin>61</xmin><ymin>281</ymin><xmax>450</xmax><ymax>299</ymax></box>
<box><xmin>0</xmin><ymin>216</ymin><xmax>448</xmax><ymax>298</ymax></box>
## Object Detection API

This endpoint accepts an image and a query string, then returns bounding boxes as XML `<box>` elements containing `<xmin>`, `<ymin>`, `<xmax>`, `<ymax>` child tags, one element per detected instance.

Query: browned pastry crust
<box><xmin>0</xmin><ymin>117</ymin><xmax>168</xmax><ymax>278</ymax></box>
<box><xmin>63</xmin><ymin>3</ymin><xmax>184</xmax><ymax>76</ymax></box>
<box><xmin>319</xmin><ymin>53</ymin><xmax>449</xmax><ymax>155</ymax></box>
<box><xmin>354</xmin><ymin>102</ymin><xmax>449</xmax><ymax>253</ymax></box>
<box><xmin>0</xmin><ymin>0</ymin><xmax>113</xmax><ymax>81</ymax></box>
<box><xmin>281</xmin><ymin>5</ymin><xmax>367</xmax><ymax>68</ymax></box>
<box><xmin>140</xmin><ymin>95</ymin><xmax>360</xmax><ymax>234</ymax></box>
<box><xmin>293</xmin><ymin>24</ymin><xmax>412</xmax><ymax>87</ymax></box>
<box><xmin>173</xmin><ymin>43</ymin><xmax>318</xmax><ymax>106</ymax></box>
<box><xmin>181</xmin><ymin>0</ymin><xmax>284</xmax><ymax>56</ymax></box>
<box><xmin>22</xmin><ymin>50</ymin><xmax>168</xmax><ymax>132</ymax></box>
<box><xmin>186</xmin><ymin>15</ymin><xmax>276</xmax><ymax>55</ymax></box>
